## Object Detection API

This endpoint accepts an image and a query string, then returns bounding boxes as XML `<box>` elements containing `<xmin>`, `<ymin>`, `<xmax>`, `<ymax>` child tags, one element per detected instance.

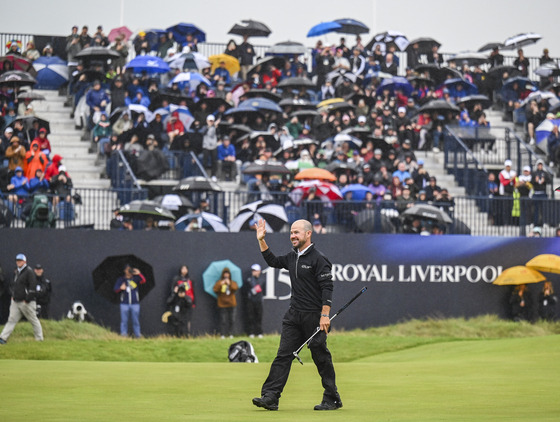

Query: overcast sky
<box><xmin>2</xmin><ymin>0</ymin><xmax>559</xmax><ymax>58</ymax></box>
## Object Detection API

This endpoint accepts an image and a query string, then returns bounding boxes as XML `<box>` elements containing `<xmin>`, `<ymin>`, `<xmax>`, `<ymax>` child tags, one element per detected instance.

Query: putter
<box><xmin>292</xmin><ymin>286</ymin><xmax>367</xmax><ymax>365</ymax></box>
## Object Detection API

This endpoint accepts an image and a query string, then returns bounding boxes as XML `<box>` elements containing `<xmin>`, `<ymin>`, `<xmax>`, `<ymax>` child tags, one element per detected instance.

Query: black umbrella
<box><xmin>228</xmin><ymin>19</ymin><xmax>272</xmax><ymax>37</ymax></box>
<box><xmin>354</xmin><ymin>209</ymin><xmax>396</xmax><ymax>233</ymax></box>
<box><xmin>407</xmin><ymin>37</ymin><xmax>441</xmax><ymax>54</ymax></box>
<box><xmin>92</xmin><ymin>254</ymin><xmax>155</xmax><ymax>304</ymax></box>
<box><xmin>9</xmin><ymin>115</ymin><xmax>50</xmax><ymax>142</ymax></box>
<box><xmin>407</xmin><ymin>75</ymin><xmax>436</xmax><ymax>87</ymax></box>
<box><xmin>414</xmin><ymin>64</ymin><xmax>462</xmax><ymax>85</ymax></box>
<box><xmin>229</xmin><ymin>200</ymin><xmax>289</xmax><ymax>232</ymax></box>
<box><xmin>75</xmin><ymin>69</ymin><xmax>105</xmax><ymax>82</ymax></box>
<box><xmin>402</xmin><ymin>204</ymin><xmax>453</xmax><ymax>224</ymax></box>
<box><xmin>279</xmin><ymin>98</ymin><xmax>316</xmax><ymax>109</ymax></box>
<box><xmin>247</xmin><ymin>56</ymin><xmax>286</xmax><ymax>76</ymax></box>
<box><xmin>416</xmin><ymin>99</ymin><xmax>460</xmax><ymax>116</ymax></box>
<box><xmin>152</xmin><ymin>194</ymin><xmax>195</xmax><ymax>218</ymax></box>
<box><xmin>290</xmin><ymin>109</ymin><xmax>321</xmax><ymax>120</ymax></box>
<box><xmin>486</xmin><ymin>65</ymin><xmax>520</xmax><ymax>79</ymax></box>
<box><xmin>193</xmin><ymin>97</ymin><xmax>232</xmax><ymax>113</ymax></box>
<box><xmin>220</xmin><ymin>123</ymin><xmax>253</xmax><ymax>141</ymax></box>
<box><xmin>119</xmin><ymin>200</ymin><xmax>176</xmax><ymax>221</ymax></box>
<box><xmin>0</xmin><ymin>70</ymin><xmax>37</xmax><ymax>87</ymax></box>
<box><xmin>365</xmin><ymin>30</ymin><xmax>409</xmax><ymax>52</ymax></box>
<box><xmin>325</xmin><ymin>161</ymin><xmax>358</xmax><ymax>174</ymax></box>
<box><xmin>75</xmin><ymin>46</ymin><xmax>120</xmax><ymax>60</ymax></box>
<box><xmin>267</xmin><ymin>41</ymin><xmax>307</xmax><ymax>56</ymax></box>
<box><xmin>173</xmin><ymin>176</ymin><xmax>222</xmax><ymax>192</ymax></box>
<box><xmin>447</xmin><ymin>52</ymin><xmax>490</xmax><ymax>67</ymax></box>
<box><xmin>333</xmin><ymin>18</ymin><xmax>369</xmax><ymax>35</ymax></box>
<box><xmin>345</xmin><ymin>92</ymin><xmax>376</xmax><ymax>108</ymax></box>
<box><xmin>277</xmin><ymin>77</ymin><xmax>316</xmax><ymax>89</ymax></box>
<box><xmin>477</xmin><ymin>42</ymin><xmax>504</xmax><ymax>52</ymax></box>
<box><xmin>249</xmin><ymin>131</ymin><xmax>280</xmax><ymax>150</ymax></box>
<box><xmin>242</xmin><ymin>160</ymin><xmax>291</xmax><ymax>175</ymax></box>
<box><xmin>242</xmin><ymin>89</ymin><xmax>282</xmax><ymax>103</ymax></box>
<box><xmin>157</xmin><ymin>92</ymin><xmax>195</xmax><ymax>108</ymax></box>
<box><xmin>456</xmin><ymin>95</ymin><xmax>492</xmax><ymax>109</ymax></box>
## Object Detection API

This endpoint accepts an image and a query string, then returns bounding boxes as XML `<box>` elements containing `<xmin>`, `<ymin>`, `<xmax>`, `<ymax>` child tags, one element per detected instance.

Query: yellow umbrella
<box><xmin>526</xmin><ymin>254</ymin><xmax>560</xmax><ymax>274</ymax></box>
<box><xmin>492</xmin><ymin>266</ymin><xmax>546</xmax><ymax>286</ymax></box>
<box><xmin>317</xmin><ymin>98</ymin><xmax>345</xmax><ymax>109</ymax></box>
<box><xmin>209</xmin><ymin>54</ymin><xmax>240</xmax><ymax>76</ymax></box>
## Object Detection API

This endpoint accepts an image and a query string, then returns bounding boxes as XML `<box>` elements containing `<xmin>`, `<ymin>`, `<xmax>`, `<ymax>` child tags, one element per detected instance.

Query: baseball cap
<box><xmin>251</xmin><ymin>264</ymin><xmax>261</xmax><ymax>271</ymax></box>
<box><xmin>357</xmin><ymin>115</ymin><xmax>366</xmax><ymax>123</ymax></box>
<box><xmin>35</xmin><ymin>264</ymin><xmax>43</xmax><ymax>269</ymax></box>
<box><xmin>398</xmin><ymin>106</ymin><xmax>406</xmax><ymax>114</ymax></box>
<box><xmin>523</xmin><ymin>165</ymin><xmax>531</xmax><ymax>172</ymax></box>
<box><xmin>206</xmin><ymin>114</ymin><xmax>215</xmax><ymax>121</ymax></box>
<box><xmin>5</xmin><ymin>127</ymin><xmax>13</xmax><ymax>133</ymax></box>
<box><xmin>504</xmin><ymin>160</ymin><xmax>513</xmax><ymax>167</ymax></box>
<box><xmin>16</xmin><ymin>253</ymin><xmax>26</xmax><ymax>261</ymax></box>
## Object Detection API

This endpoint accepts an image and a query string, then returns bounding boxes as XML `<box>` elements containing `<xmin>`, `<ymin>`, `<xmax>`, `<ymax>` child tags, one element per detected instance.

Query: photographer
<box><xmin>114</xmin><ymin>264</ymin><xmax>146</xmax><ymax>338</ymax></box>
<box><xmin>165</xmin><ymin>284</ymin><xmax>193</xmax><ymax>338</ymax></box>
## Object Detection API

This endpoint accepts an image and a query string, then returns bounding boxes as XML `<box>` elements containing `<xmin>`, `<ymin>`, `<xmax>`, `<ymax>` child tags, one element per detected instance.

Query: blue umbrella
<box><xmin>223</xmin><ymin>105</ymin><xmax>262</xmax><ymax>118</ymax></box>
<box><xmin>166</xmin><ymin>23</ymin><xmax>206</xmax><ymax>44</ymax></box>
<box><xmin>202</xmin><ymin>259</ymin><xmax>243</xmax><ymax>298</ymax></box>
<box><xmin>307</xmin><ymin>21</ymin><xmax>342</xmax><ymax>37</ymax></box>
<box><xmin>376</xmin><ymin>76</ymin><xmax>413</xmax><ymax>96</ymax></box>
<box><xmin>535</xmin><ymin>118</ymin><xmax>560</xmax><ymax>151</ymax></box>
<box><xmin>239</xmin><ymin>97</ymin><xmax>283</xmax><ymax>113</ymax></box>
<box><xmin>143</xmin><ymin>29</ymin><xmax>167</xmax><ymax>51</ymax></box>
<box><xmin>441</xmin><ymin>78</ymin><xmax>478</xmax><ymax>96</ymax></box>
<box><xmin>125</xmin><ymin>55</ymin><xmax>170</xmax><ymax>74</ymax></box>
<box><xmin>501</xmin><ymin>76</ymin><xmax>538</xmax><ymax>92</ymax></box>
<box><xmin>341</xmin><ymin>184</ymin><xmax>375</xmax><ymax>201</ymax></box>
<box><xmin>32</xmin><ymin>56</ymin><xmax>68</xmax><ymax>90</ymax></box>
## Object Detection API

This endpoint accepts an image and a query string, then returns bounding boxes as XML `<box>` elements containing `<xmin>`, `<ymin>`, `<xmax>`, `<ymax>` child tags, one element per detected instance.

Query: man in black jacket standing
<box><xmin>252</xmin><ymin>219</ymin><xmax>342</xmax><ymax>411</ymax></box>
<box><xmin>0</xmin><ymin>254</ymin><xmax>44</xmax><ymax>344</ymax></box>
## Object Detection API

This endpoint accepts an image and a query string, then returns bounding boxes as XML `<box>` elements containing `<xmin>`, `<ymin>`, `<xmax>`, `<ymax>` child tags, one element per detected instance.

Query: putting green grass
<box><xmin>1</xmin><ymin>335</ymin><xmax>559</xmax><ymax>421</ymax></box>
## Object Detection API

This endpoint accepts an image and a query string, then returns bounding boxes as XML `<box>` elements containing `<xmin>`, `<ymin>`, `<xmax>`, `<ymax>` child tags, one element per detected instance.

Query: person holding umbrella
<box><xmin>213</xmin><ymin>267</ymin><xmax>238</xmax><ymax>339</ymax></box>
<box><xmin>252</xmin><ymin>219</ymin><xmax>342</xmax><ymax>411</ymax></box>
<box><xmin>114</xmin><ymin>264</ymin><xmax>146</xmax><ymax>338</ymax></box>
<box><xmin>509</xmin><ymin>284</ymin><xmax>531</xmax><ymax>322</ymax></box>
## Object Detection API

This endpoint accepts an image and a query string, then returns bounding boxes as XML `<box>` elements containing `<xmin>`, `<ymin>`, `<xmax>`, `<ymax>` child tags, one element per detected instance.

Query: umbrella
<box><xmin>17</xmin><ymin>91</ymin><xmax>46</xmax><ymax>101</ymax></box>
<box><xmin>0</xmin><ymin>55</ymin><xmax>35</xmax><ymax>74</ymax></box>
<box><xmin>365</xmin><ymin>30</ymin><xmax>409</xmax><ymax>52</ymax></box>
<box><xmin>166</xmin><ymin>23</ymin><xmax>206</xmax><ymax>44</ymax></box>
<box><xmin>152</xmin><ymin>194</ymin><xmax>194</xmax><ymax>218</ymax></box>
<box><xmin>376</xmin><ymin>76</ymin><xmax>414</xmax><ymax>96</ymax></box>
<box><xmin>416</xmin><ymin>99</ymin><xmax>460</xmax><ymax>116</ymax></box>
<box><xmin>333</xmin><ymin>18</ymin><xmax>369</xmax><ymax>35</ymax></box>
<box><xmin>534</xmin><ymin>62</ymin><xmax>560</xmax><ymax>78</ymax></box>
<box><xmin>407</xmin><ymin>37</ymin><xmax>441</xmax><ymax>54</ymax></box>
<box><xmin>477</xmin><ymin>42</ymin><xmax>504</xmax><ymax>52</ymax></box>
<box><xmin>456</xmin><ymin>94</ymin><xmax>492</xmax><ymax>109</ymax></box>
<box><xmin>75</xmin><ymin>46</ymin><xmax>120</xmax><ymax>60</ymax></box>
<box><xmin>202</xmin><ymin>260</ymin><xmax>243</xmax><ymax>299</ymax></box>
<box><xmin>238</xmin><ymin>97</ymin><xmax>282</xmax><ymax>113</ymax></box>
<box><xmin>414</xmin><ymin>64</ymin><xmax>462</xmax><ymax>85</ymax></box>
<box><xmin>440</xmin><ymin>78</ymin><xmax>479</xmax><ymax>96</ymax></box>
<box><xmin>248</xmin><ymin>131</ymin><xmax>280</xmax><ymax>149</ymax></box>
<box><xmin>501</xmin><ymin>76</ymin><xmax>537</xmax><ymax>92</ymax></box>
<box><xmin>242</xmin><ymin>160</ymin><xmax>291</xmax><ymax>176</ymax></box>
<box><xmin>325</xmin><ymin>161</ymin><xmax>359</xmax><ymax>174</ymax></box>
<box><xmin>167</xmin><ymin>52</ymin><xmax>211</xmax><ymax>71</ymax></box>
<box><xmin>502</xmin><ymin>32</ymin><xmax>542</xmax><ymax>50</ymax></box>
<box><xmin>317</xmin><ymin>97</ymin><xmax>346</xmax><ymax>108</ymax></box>
<box><xmin>108</xmin><ymin>26</ymin><xmax>133</xmax><ymax>42</ymax></box>
<box><xmin>486</xmin><ymin>65</ymin><xmax>520</xmax><ymax>79</ymax></box>
<box><xmin>307</xmin><ymin>21</ymin><xmax>342</xmax><ymax>37</ymax></box>
<box><xmin>208</xmin><ymin>54</ymin><xmax>240</xmax><ymax>76</ymax></box>
<box><xmin>292</xmin><ymin>138</ymin><xmax>319</xmax><ymax>147</ymax></box>
<box><xmin>175</xmin><ymin>212</ymin><xmax>229</xmax><ymax>232</ymax></box>
<box><xmin>31</xmin><ymin>56</ymin><xmax>68</xmax><ymax>90</ymax></box>
<box><xmin>526</xmin><ymin>254</ymin><xmax>560</xmax><ymax>274</ymax></box>
<box><xmin>229</xmin><ymin>200</ymin><xmax>288</xmax><ymax>232</ymax></box>
<box><xmin>223</xmin><ymin>105</ymin><xmax>263</xmax><ymax>119</ymax></box>
<box><xmin>519</xmin><ymin>90</ymin><xmax>559</xmax><ymax>108</ymax></box>
<box><xmin>447</xmin><ymin>52</ymin><xmax>490</xmax><ymax>66</ymax></box>
<box><xmin>289</xmin><ymin>180</ymin><xmax>343</xmax><ymax>206</ymax></box>
<box><xmin>267</xmin><ymin>41</ymin><xmax>307</xmax><ymax>56</ymax></box>
<box><xmin>281</xmin><ymin>98</ymin><xmax>315</xmax><ymax>109</ymax></box>
<box><xmin>294</xmin><ymin>167</ymin><xmax>336</xmax><ymax>182</ymax></box>
<box><xmin>0</xmin><ymin>70</ymin><xmax>37</xmax><ymax>87</ymax></box>
<box><xmin>169</xmin><ymin>71</ymin><xmax>211</xmax><ymax>88</ymax></box>
<box><xmin>331</xmin><ymin>133</ymin><xmax>363</xmax><ymax>149</ymax></box>
<box><xmin>126</xmin><ymin>55</ymin><xmax>170</xmax><ymax>74</ymax></box>
<box><xmin>173</xmin><ymin>176</ymin><xmax>222</xmax><ymax>192</ymax></box>
<box><xmin>162</xmin><ymin>104</ymin><xmax>195</xmax><ymax>130</ymax></box>
<box><xmin>319</xmin><ymin>101</ymin><xmax>356</xmax><ymax>114</ymax></box>
<box><xmin>140</xmin><ymin>29</ymin><xmax>167</xmax><ymax>51</ymax></box>
<box><xmin>246</xmin><ymin>56</ymin><xmax>286</xmax><ymax>76</ymax></box>
<box><xmin>277</xmin><ymin>77</ymin><xmax>316</xmax><ymax>89</ymax></box>
<box><xmin>402</xmin><ymin>204</ymin><xmax>453</xmax><ymax>224</ymax></box>
<box><xmin>492</xmin><ymin>266</ymin><xmax>546</xmax><ymax>286</ymax></box>
<box><xmin>194</xmin><ymin>97</ymin><xmax>232</xmax><ymax>114</ymax></box>
<box><xmin>341</xmin><ymin>184</ymin><xmax>375</xmax><ymax>200</ymax></box>
<box><xmin>243</xmin><ymin>89</ymin><xmax>282</xmax><ymax>103</ymax></box>
<box><xmin>9</xmin><ymin>115</ymin><xmax>50</xmax><ymax>141</ymax></box>
<box><xmin>290</xmin><ymin>109</ymin><xmax>321</xmax><ymax>120</ymax></box>
<box><xmin>119</xmin><ymin>200</ymin><xmax>176</xmax><ymax>221</ymax></box>
<box><xmin>92</xmin><ymin>255</ymin><xmax>155</xmax><ymax>304</ymax></box>
<box><xmin>228</xmin><ymin>20</ymin><xmax>271</xmax><ymax>38</ymax></box>
<box><xmin>535</xmin><ymin>118</ymin><xmax>560</xmax><ymax>148</ymax></box>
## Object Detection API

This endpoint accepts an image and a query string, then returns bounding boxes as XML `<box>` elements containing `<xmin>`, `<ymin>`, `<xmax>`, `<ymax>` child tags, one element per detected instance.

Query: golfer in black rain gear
<box><xmin>252</xmin><ymin>219</ymin><xmax>342</xmax><ymax>411</ymax></box>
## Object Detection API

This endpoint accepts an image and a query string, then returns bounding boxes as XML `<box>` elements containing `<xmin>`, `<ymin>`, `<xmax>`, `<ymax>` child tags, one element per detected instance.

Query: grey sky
<box><xmin>2</xmin><ymin>0</ymin><xmax>559</xmax><ymax>58</ymax></box>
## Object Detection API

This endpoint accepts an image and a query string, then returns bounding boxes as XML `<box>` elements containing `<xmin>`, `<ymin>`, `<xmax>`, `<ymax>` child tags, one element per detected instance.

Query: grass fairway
<box><xmin>0</xmin><ymin>318</ymin><xmax>559</xmax><ymax>421</ymax></box>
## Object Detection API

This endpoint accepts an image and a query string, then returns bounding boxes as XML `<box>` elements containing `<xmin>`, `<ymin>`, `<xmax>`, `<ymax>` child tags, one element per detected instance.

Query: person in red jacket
<box><xmin>24</xmin><ymin>140</ymin><xmax>48</xmax><ymax>180</ymax></box>
<box><xmin>33</xmin><ymin>128</ymin><xmax>52</xmax><ymax>158</ymax></box>
<box><xmin>44</xmin><ymin>154</ymin><xmax>63</xmax><ymax>182</ymax></box>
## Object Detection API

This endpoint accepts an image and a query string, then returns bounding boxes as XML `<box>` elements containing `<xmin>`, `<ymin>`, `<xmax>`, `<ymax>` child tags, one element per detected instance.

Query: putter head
<box><xmin>293</xmin><ymin>351</ymin><xmax>303</xmax><ymax>365</ymax></box>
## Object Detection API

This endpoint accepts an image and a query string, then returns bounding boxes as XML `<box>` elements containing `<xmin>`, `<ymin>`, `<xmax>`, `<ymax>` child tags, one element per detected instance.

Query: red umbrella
<box><xmin>0</xmin><ymin>55</ymin><xmax>36</xmax><ymax>75</ymax></box>
<box><xmin>289</xmin><ymin>180</ymin><xmax>343</xmax><ymax>206</ymax></box>
<box><xmin>108</xmin><ymin>26</ymin><xmax>133</xmax><ymax>42</ymax></box>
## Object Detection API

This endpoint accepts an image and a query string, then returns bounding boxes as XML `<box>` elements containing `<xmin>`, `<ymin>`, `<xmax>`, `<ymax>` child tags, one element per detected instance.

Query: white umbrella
<box><xmin>502</xmin><ymin>32</ymin><xmax>542</xmax><ymax>50</ymax></box>
<box><xmin>175</xmin><ymin>212</ymin><xmax>229</xmax><ymax>232</ymax></box>
<box><xmin>534</xmin><ymin>62</ymin><xmax>560</xmax><ymax>78</ymax></box>
<box><xmin>166</xmin><ymin>52</ymin><xmax>210</xmax><ymax>70</ymax></box>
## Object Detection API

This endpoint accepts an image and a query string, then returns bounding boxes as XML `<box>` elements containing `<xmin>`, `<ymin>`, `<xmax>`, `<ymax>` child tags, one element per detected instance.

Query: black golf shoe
<box><xmin>252</xmin><ymin>395</ymin><xmax>279</xmax><ymax>411</ymax></box>
<box><xmin>314</xmin><ymin>398</ymin><xmax>343</xmax><ymax>410</ymax></box>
